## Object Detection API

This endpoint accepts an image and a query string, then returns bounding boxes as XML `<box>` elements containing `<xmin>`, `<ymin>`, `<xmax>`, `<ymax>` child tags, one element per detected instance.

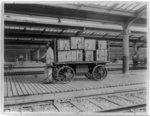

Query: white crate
<box><xmin>92</xmin><ymin>40</ymin><xmax>96</xmax><ymax>50</ymax></box>
<box><xmin>63</xmin><ymin>40</ymin><xmax>70</xmax><ymax>50</ymax></box>
<box><xmin>96</xmin><ymin>49</ymin><xmax>107</xmax><ymax>61</ymax></box>
<box><xmin>101</xmin><ymin>57</ymin><xmax>105</xmax><ymax>61</ymax></box>
<box><xmin>85</xmin><ymin>51</ymin><xmax>94</xmax><ymax>61</ymax></box>
<box><xmin>84</xmin><ymin>39</ymin><xmax>96</xmax><ymax>50</ymax></box>
<box><xmin>58</xmin><ymin>51</ymin><xmax>72</xmax><ymax>62</ymax></box>
<box><xmin>71</xmin><ymin>37</ymin><xmax>84</xmax><ymax>49</ymax></box>
<box><xmin>98</xmin><ymin>40</ymin><xmax>107</xmax><ymax>50</ymax></box>
<box><xmin>58</xmin><ymin>50</ymin><xmax>83</xmax><ymax>62</ymax></box>
<box><xmin>76</xmin><ymin>50</ymin><xmax>83</xmax><ymax>61</ymax></box>
<box><xmin>57</xmin><ymin>40</ymin><xmax>70</xmax><ymax>50</ymax></box>
<box><xmin>66</xmin><ymin>51</ymin><xmax>72</xmax><ymax>61</ymax></box>
<box><xmin>58</xmin><ymin>51</ymin><xmax>66</xmax><ymax>62</ymax></box>
<box><xmin>71</xmin><ymin>50</ymin><xmax>77</xmax><ymax>61</ymax></box>
<box><xmin>57</xmin><ymin>40</ymin><xmax>64</xmax><ymax>50</ymax></box>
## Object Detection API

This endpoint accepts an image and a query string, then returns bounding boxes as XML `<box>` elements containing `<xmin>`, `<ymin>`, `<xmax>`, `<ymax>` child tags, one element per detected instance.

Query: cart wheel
<box><xmin>56</xmin><ymin>66</ymin><xmax>75</xmax><ymax>83</ymax></box>
<box><xmin>92</xmin><ymin>65</ymin><xmax>107</xmax><ymax>81</ymax></box>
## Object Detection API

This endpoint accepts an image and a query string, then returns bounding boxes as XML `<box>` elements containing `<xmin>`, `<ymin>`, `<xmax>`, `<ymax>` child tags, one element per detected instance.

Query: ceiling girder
<box><xmin>5</xmin><ymin>13</ymin><xmax>147</xmax><ymax>33</ymax></box>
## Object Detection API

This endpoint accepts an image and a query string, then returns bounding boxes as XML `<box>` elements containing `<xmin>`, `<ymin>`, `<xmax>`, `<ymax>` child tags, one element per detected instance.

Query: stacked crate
<box><xmin>57</xmin><ymin>39</ymin><xmax>70</xmax><ymax>50</ymax></box>
<box><xmin>71</xmin><ymin>37</ymin><xmax>84</xmax><ymax>49</ymax></box>
<box><xmin>57</xmin><ymin>37</ymin><xmax>84</xmax><ymax>62</ymax></box>
<box><xmin>57</xmin><ymin>38</ymin><xmax>108</xmax><ymax>62</ymax></box>
<box><xmin>71</xmin><ymin>50</ymin><xmax>77</xmax><ymax>61</ymax></box>
<box><xmin>84</xmin><ymin>39</ymin><xmax>96</xmax><ymax>50</ymax></box>
<box><xmin>96</xmin><ymin>40</ymin><xmax>107</xmax><ymax>61</ymax></box>
<box><xmin>58</xmin><ymin>51</ymin><xmax>72</xmax><ymax>62</ymax></box>
<box><xmin>85</xmin><ymin>51</ymin><xmax>93</xmax><ymax>61</ymax></box>
<box><xmin>84</xmin><ymin>39</ymin><xmax>95</xmax><ymax>61</ymax></box>
<box><xmin>57</xmin><ymin>39</ymin><xmax>71</xmax><ymax>62</ymax></box>
<box><xmin>76</xmin><ymin>50</ymin><xmax>83</xmax><ymax>61</ymax></box>
<box><xmin>71</xmin><ymin>37</ymin><xmax>84</xmax><ymax>61</ymax></box>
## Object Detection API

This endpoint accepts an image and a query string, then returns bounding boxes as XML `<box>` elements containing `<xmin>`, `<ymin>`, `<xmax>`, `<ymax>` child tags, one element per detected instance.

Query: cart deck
<box><xmin>54</xmin><ymin>61</ymin><xmax>109</xmax><ymax>65</ymax></box>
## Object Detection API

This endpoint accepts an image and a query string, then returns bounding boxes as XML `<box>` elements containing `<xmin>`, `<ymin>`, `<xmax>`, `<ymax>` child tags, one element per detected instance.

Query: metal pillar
<box><xmin>121</xmin><ymin>8</ymin><xmax>145</xmax><ymax>74</ymax></box>
<box><xmin>37</xmin><ymin>49</ymin><xmax>40</xmax><ymax>62</ymax></box>
<box><xmin>122</xmin><ymin>25</ymin><xmax>130</xmax><ymax>74</ymax></box>
<box><xmin>107</xmin><ymin>40</ymin><xmax>110</xmax><ymax>61</ymax></box>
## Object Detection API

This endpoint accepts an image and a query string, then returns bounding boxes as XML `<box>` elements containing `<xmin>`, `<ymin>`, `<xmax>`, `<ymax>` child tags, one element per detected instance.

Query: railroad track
<box><xmin>4</xmin><ymin>89</ymin><xmax>146</xmax><ymax>113</ymax></box>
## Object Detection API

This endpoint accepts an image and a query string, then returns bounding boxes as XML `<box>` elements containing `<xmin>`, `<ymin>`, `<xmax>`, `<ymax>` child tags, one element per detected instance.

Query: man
<box><xmin>40</xmin><ymin>42</ymin><xmax>54</xmax><ymax>83</ymax></box>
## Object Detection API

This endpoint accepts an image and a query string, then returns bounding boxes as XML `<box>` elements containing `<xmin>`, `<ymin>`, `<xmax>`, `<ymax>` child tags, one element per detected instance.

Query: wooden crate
<box><xmin>76</xmin><ymin>50</ymin><xmax>83</xmax><ymax>61</ymax></box>
<box><xmin>57</xmin><ymin>40</ymin><xmax>70</xmax><ymax>50</ymax></box>
<box><xmin>84</xmin><ymin>39</ymin><xmax>96</xmax><ymax>50</ymax></box>
<box><xmin>98</xmin><ymin>40</ymin><xmax>107</xmax><ymax>50</ymax></box>
<box><xmin>58</xmin><ymin>51</ymin><xmax>65</xmax><ymax>62</ymax></box>
<box><xmin>66</xmin><ymin>51</ymin><xmax>72</xmax><ymax>61</ymax></box>
<box><xmin>85</xmin><ymin>51</ymin><xmax>94</xmax><ymax>61</ymax></box>
<box><xmin>96</xmin><ymin>49</ymin><xmax>107</xmax><ymax>61</ymax></box>
<box><xmin>71</xmin><ymin>37</ymin><xmax>84</xmax><ymax>49</ymax></box>
<box><xmin>58</xmin><ymin>51</ymin><xmax>72</xmax><ymax>62</ymax></box>
<box><xmin>57</xmin><ymin>40</ymin><xmax>63</xmax><ymax>50</ymax></box>
<box><xmin>63</xmin><ymin>40</ymin><xmax>70</xmax><ymax>50</ymax></box>
<box><xmin>58</xmin><ymin>50</ymin><xmax>83</xmax><ymax>62</ymax></box>
<box><xmin>71</xmin><ymin>50</ymin><xmax>77</xmax><ymax>61</ymax></box>
<box><xmin>92</xmin><ymin>40</ymin><xmax>96</xmax><ymax>50</ymax></box>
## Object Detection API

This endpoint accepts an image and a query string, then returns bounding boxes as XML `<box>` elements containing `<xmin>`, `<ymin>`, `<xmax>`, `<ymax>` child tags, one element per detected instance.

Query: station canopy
<box><xmin>67</xmin><ymin>2</ymin><xmax>146</xmax><ymax>14</ymax></box>
<box><xmin>4</xmin><ymin>2</ymin><xmax>147</xmax><ymax>47</ymax></box>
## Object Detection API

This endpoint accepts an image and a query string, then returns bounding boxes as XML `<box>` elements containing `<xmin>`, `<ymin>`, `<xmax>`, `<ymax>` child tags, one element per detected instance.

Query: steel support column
<box><xmin>122</xmin><ymin>8</ymin><xmax>146</xmax><ymax>74</ymax></box>
<box><xmin>122</xmin><ymin>24</ymin><xmax>130</xmax><ymax>74</ymax></box>
<box><xmin>37</xmin><ymin>49</ymin><xmax>40</xmax><ymax>62</ymax></box>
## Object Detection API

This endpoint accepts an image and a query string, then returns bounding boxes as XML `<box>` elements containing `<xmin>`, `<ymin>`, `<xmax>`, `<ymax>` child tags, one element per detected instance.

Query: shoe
<box><xmin>42</xmin><ymin>81</ymin><xmax>53</xmax><ymax>84</ymax></box>
<box><xmin>42</xmin><ymin>79</ymin><xmax>47</xmax><ymax>83</ymax></box>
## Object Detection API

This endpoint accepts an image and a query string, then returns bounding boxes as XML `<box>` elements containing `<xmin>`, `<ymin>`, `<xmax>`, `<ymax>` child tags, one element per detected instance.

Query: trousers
<box><xmin>44</xmin><ymin>66</ymin><xmax>53</xmax><ymax>81</ymax></box>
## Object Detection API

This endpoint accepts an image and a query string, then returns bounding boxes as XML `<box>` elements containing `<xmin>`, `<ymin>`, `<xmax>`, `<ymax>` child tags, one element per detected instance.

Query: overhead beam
<box><xmin>5</xmin><ymin>12</ymin><xmax>123</xmax><ymax>27</ymax></box>
<box><xmin>5</xmin><ymin>34</ymin><xmax>144</xmax><ymax>43</ymax></box>
<box><xmin>127</xmin><ymin>7</ymin><xmax>146</xmax><ymax>27</ymax></box>
<box><xmin>5</xmin><ymin>44</ymin><xmax>45</xmax><ymax>49</ymax></box>
<box><xmin>5</xmin><ymin>40</ymin><xmax>146</xmax><ymax>48</ymax></box>
<box><xmin>5</xmin><ymin>13</ymin><xmax>147</xmax><ymax>33</ymax></box>
<box><xmin>5</xmin><ymin>39</ymin><xmax>47</xmax><ymax>45</ymax></box>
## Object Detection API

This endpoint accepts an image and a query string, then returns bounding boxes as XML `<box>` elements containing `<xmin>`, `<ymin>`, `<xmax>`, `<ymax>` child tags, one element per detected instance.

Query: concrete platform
<box><xmin>4</xmin><ymin>70</ymin><xmax>147</xmax><ymax>105</ymax></box>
